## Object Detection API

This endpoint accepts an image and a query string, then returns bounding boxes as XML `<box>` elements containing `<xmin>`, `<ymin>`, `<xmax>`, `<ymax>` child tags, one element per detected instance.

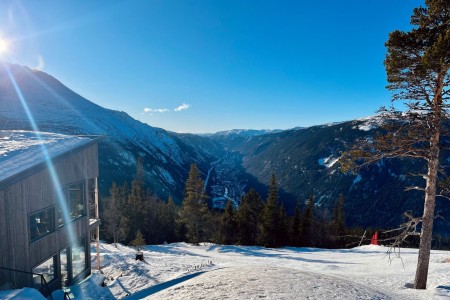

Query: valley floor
<box><xmin>78</xmin><ymin>242</ymin><xmax>449</xmax><ymax>299</ymax></box>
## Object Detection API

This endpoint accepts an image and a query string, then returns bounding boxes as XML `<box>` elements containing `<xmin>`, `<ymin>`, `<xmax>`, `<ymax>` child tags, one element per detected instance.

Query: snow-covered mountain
<box><xmin>1</xmin><ymin>62</ymin><xmax>448</xmax><ymax>233</ymax></box>
<box><xmin>209</xmin><ymin>119</ymin><xmax>450</xmax><ymax>232</ymax></box>
<box><xmin>0</xmin><ymin>62</ymin><xmax>219</xmax><ymax>199</ymax></box>
<box><xmin>209</xmin><ymin>128</ymin><xmax>282</xmax><ymax>137</ymax></box>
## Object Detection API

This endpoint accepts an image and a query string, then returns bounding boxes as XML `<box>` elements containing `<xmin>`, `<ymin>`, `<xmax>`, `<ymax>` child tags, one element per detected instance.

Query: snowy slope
<box><xmin>82</xmin><ymin>242</ymin><xmax>450</xmax><ymax>300</ymax></box>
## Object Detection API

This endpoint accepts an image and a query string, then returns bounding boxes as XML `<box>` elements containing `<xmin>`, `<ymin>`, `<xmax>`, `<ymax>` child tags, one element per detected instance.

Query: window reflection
<box><xmin>60</xmin><ymin>247</ymin><xmax>69</xmax><ymax>287</ymax></box>
<box><xmin>58</xmin><ymin>181</ymin><xmax>86</xmax><ymax>226</ymax></box>
<box><xmin>72</xmin><ymin>237</ymin><xmax>87</xmax><ymax>279</ymax></box>
<box><xmin>57</xmin><ymin>205</ymin><xmax>65</xmax><ymax>228</ymax></box>
<box><xmin>29</xmin><ymin>207</ymin><xmax>55</xmax><ymax>242</ymax></box>
<box><xmin>69</xmin><ymin>182</ymin><xmax>84</xmax><ymax>220</ymax></box>
<box><xmin>32</xmin><ymin>256</ymin><xmax>56</xmax><ymax>287</ymax></box>
<box><xmin>88</xmin><ymin>178</ymin><xmax>96</xmax><ymax>218</ymax></box>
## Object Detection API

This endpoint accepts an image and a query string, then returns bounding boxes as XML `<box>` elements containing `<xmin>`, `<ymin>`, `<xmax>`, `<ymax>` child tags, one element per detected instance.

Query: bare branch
<box><xmin>405</xmin><ymin>186</ymin><xmax>426</xmax><ymax>192</ymax></box>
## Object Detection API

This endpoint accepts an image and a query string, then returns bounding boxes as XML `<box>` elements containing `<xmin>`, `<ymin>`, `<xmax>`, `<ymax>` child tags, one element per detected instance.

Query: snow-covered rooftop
<box><xmin>0</xmin><ymin>130</ymin><xmax>92</xmax><ymax>183</ymax></box>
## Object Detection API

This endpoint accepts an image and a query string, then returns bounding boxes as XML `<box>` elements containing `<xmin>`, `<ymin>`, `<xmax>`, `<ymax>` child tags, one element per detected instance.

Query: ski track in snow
<box><xmin>81</xmin><ymin>242</ymin><xmax>450</xmax><ymax>300</ymax></box>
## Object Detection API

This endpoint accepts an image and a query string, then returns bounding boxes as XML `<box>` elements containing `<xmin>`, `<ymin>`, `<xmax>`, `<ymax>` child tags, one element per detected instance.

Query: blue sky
<box><xmin>0</xmin><ymin>0</ymin><xmax>423</xmax><ymax>133</ymax></box>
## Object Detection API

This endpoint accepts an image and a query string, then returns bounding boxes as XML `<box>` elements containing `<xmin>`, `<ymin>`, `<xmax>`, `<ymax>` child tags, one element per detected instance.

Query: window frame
<box><xmin>57</xmin><ymin>180</ymin><xmax>86</xmax><ymax>227</ymax></box>
<box><xmin>67</xmin><ymin>181</ymin><xmax>86</xmax><ymax>221</ymax></box>
<box><xmin>32</xmin><ymin>255</ymin><xmax>57</xmax><ymax>288</ymax></box>
<box><xmin>59</xmin><ymin>235</ymin><xmax>89</xmax><ymax>287</ymax></box>
<box><xmin>28</xmin><ymin>206</ymin><xmax>56</xmax><ymax>243</ymax></box>
<box><xmin>71</xmin><ymin>236</ymin><xmax>89</xmax><ymax>281</ymax></box>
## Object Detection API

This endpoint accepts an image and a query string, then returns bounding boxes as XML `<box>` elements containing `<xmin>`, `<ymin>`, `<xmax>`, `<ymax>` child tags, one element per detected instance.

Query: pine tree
<box><xmin>135</xmin><ymin>156</ymin><xmax>145</xmax><ymax>187</ymax></box>
<box><xmin>236</xmin><ymin>188</ymin><xmax>263</xmax><ymax>245</ymax></box>
<box><xmin>142</xmin><ymin>193</ymin><xmax>160</xmax><ymax>244</ymax></box>
<box><xmin>300</xmin><ymin>194</ymin><xmax>314</xmax><ymax>247</ymax></box>
<box><xmin>163</xmin><ymin>196</ymin><xmax>179</xmax><ymax>243</ymax></box>
<box><xmin>259</xmin><ymin>173</ymin><xmax>279</xmax><ymax>247</ymax></box>
<box><xmin>125</xmin><ymin>178</ymin><xmax>145</xmax><ymax>242</ymax></box>
<box><xmin>179</xmin><ymin>164</ymin><xmax>210</xmax><ymax>245</ymax></box>
<box><xmin>341</xmin><ymin>1</ymin><xmax>450</xmax><ymax>289</ymax></box>
<box><xmin>103</xmin><ymin>182</ymin><xmax>128</xmax><ymax>247</ymax></box>
<box><xmin>276</xmin><ymin>203</ymin><xmax>288</xmax><ymax>247</ymax></box>
<box><xmin>131</xmin><ymin>229</ymin><xmax>146</xmax><ymax>252</ymax></box>
<box><xmin>289</xmin><ymin>204</ymin><xmax>301</xmax><ymax>246</ymax></box>
<box><xmin>220</xmin><ymin>200</ymin><xmax>236</xmax><ymax>245</ymax></box>
<box><xmin>332</xmin><ymin>194</ymin><xmax>346</xmax><ymax>236</ymax></box>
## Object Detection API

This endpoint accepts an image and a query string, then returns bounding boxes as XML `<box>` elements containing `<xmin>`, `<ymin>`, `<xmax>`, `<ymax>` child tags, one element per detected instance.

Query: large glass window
<box><xmin>57</xmin><ymin>205</ymin><xmax>65</xmax><ymax>228</ymax></box>
<box><xmin>69</xmin><ymin>182</ymin><xmax>85</xmax><ymax>220</ymax></box>
<box><xmin>59</xmin><ymin>236</ymin><xmax>88</xmax><ymax>286</ymax></box>
<box><xmin>71</xmin><ymin>237</ymin><xmax>87</xmax><ymax>279</ymax></box>
<box><xmin>60</xmin><ymin>247</ymin><xmax>69</xmax><ymax>287</ymax></box>
<box><xmin>88</xmin><ymin>178</ymin><xmax>96</xmax><ymax>218</ymax></box>
<box><xmin>32</xmin><ymin>256</ymin><xmax>56</xmax><ymax>288</ymax></box>
<box><xmin>58</xmin><ymin>181</ymin><xmax>86</xmax><ymax>227</ymax></box>
<box><xmin>29</xmin><ymin>207</ymin><xmax>55</xmax><ymax>242</ymax></box>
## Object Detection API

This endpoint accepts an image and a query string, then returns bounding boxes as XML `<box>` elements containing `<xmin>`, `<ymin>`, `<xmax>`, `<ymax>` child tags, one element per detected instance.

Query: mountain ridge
<box><xmin>0</xmin><ymin>62</ymin><xmax>218</xmax><ymax>200</ymax></box>
<box><xmin>1</xmin><ymin>63</ymin><xmax>449</xmax><ymax>233</ymax></box>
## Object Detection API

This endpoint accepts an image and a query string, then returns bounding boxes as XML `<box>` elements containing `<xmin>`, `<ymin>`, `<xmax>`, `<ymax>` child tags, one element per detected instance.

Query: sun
<box><xmin>0</xmin><ymin>38</ymin><xmax>9</xmax><ymax>55</ymax></box>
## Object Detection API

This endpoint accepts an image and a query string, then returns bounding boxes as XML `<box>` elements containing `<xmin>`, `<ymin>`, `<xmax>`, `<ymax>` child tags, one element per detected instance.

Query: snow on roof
<box><xmin>0</xmin><ymin>130</ymin><xmax>92</xmax><ymax>182</ymax></box>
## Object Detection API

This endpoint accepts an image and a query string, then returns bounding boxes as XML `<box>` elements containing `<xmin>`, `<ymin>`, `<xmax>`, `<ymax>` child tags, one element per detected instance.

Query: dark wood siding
<box><xmin>0</xmin><ymin>190</ymin><xmax>11</xmax><ymax>289</ymax></box>
<box><xmin>0</xmin><ymin>191</ymin><xmax>8</xmax><ymax>268</ymax></box>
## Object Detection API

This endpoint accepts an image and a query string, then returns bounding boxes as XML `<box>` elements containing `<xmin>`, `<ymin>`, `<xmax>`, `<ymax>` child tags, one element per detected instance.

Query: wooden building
<box><xmin>0</xmin><ymin>131</ymin><xmax>101</xmax><ymax>296</ymax></box>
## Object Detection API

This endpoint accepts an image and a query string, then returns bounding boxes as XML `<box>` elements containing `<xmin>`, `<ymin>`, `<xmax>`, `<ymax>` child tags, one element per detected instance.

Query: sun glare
<box><xmin>0</xmin><ymin>38</ymin><xmax>9</xmax><ymax>55</ymax></box>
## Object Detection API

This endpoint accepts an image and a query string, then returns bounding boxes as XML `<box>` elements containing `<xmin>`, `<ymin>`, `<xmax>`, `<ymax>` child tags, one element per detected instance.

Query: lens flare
<box><xmin>3</xmin><ymin>64</ymin><xmax>76</xmax><ymax>244</ymax></box>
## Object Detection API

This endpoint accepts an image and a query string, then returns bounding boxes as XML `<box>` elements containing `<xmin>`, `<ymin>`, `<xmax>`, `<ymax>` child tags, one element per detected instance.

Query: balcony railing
<box><xmin>0</xmin><ymin>266</ymin><xmax>54</xmax><ymax>299</ymax></box>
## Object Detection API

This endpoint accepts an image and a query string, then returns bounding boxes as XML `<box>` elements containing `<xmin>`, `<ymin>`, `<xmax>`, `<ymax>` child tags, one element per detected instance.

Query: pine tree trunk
<box><xmin>414</xmin><ymin>78</ymin><xmax>443</xmax><ymax>289</ymax></box>
<box><xmin>414</xmin><ymin>154</ymin><xmax>438</xmax><ymax>289</ymax></box>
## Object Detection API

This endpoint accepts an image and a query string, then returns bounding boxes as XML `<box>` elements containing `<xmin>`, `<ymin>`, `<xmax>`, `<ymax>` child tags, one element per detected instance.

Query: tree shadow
<box><xmin>126</xmin><ymin>271</ymin><xmax>206</xmax><ymax>299</ymax></box>
<box><xmin>144</xmin><ymin>244</ymin><xmax>210</xmax><ymax>258</ymax></box>
<box><xmin>206</xmin><ymin>245</ymin><xmax>357</xmax><ymax>264</ymax></box>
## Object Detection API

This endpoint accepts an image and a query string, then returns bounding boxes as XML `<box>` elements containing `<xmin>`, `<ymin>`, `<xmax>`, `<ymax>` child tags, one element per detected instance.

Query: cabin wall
<box><xmin>0</xmin><ymin>190</ymin><xmax>12</xmax><ymax>289</ymax></box>
<box><xmin>0</xmin><ymin>143</ymin><xmax>98</xmax><ymax>290</ymax></box>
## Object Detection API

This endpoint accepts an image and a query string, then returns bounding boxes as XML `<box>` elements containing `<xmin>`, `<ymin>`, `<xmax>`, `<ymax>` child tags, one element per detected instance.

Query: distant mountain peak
<box><xmin>212</xmin><ymin>128</ymin><xmax>282</xmax><ymax>137</ymax></box>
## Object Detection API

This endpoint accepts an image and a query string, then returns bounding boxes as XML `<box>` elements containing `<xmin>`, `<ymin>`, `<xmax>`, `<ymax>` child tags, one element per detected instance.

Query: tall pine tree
<box><xmin>259</xmin><ymin>173</ymin><xmax>279</xmax><ymax>248</ymax></box>
<box><xmin>179</xmin><ymin>164</ymin><xmax>210</xmax><ymax>245</ymax></box>
<box><xmin>332</xmin><ymin>194</ymin><xmax>346</xmax><ymax>237</ymax></box>
<box><xmin>300</xmin><ymin>194</ymin><xmax>314</xmax><ymax>247</ymax></box>
<box><xmin>103</xmin><ymin>182</ymin><xmax>128</xmax><ymax>247</ymax></box>
<box><xmin>163</xmin><ymin>196</ymin><xmax>179</xmax><ymax>243</ymax></box>
<box><xmin>289</xmin><ymin>204</ymin><xmax>301</xmax><ymax>246</ymax></box>
<box><xmin>276</xmin><ymin>203</ymin><xmax>288</xmax><ymax>247</ymax></box>
<box><xmin>220</xmin><ymin>200</ymin><xmax>236</xmax><ymax>245</ymax></box>
<box><xmin>236</xmin><ymin>188</ymin><xmax>263</xmax><ymax>245</ymax></box>
<box><xmin>126</xmin><ymin>178</ymin><xmax>145</xmax><ymax>242</ymax></box>
<box><xmin>341</xmin><ymin>0</ymin><xmax>450</xmax><ymax>289</ymax></box>
<box><xmin>124</xmin><ymin>157</ymin><xmax>145</xmax><ymax>243</ymax></box>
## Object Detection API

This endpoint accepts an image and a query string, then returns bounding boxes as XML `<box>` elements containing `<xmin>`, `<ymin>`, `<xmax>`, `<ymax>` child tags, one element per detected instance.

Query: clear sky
<box><xmin>0</xmin><ymin>0</ymin><xmax>424</xmax><ymax>133</ymax></box>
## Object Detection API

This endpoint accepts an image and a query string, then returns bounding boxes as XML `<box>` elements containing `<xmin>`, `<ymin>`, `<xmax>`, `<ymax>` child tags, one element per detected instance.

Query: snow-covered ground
<box><xmin>72</xmin><ymin>242</ymin><xmax>450</xmax><ymax>299</ymax></box>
